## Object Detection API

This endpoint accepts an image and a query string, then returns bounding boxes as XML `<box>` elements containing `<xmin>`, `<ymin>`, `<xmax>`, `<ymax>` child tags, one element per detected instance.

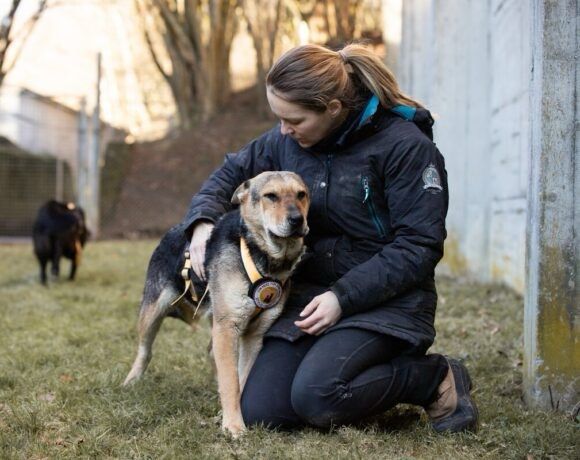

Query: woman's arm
<box><xmin>183</xmin><ymin>127</ymin><xmax>278</xmax><ymax>278</ymax></box>
<box><xmin>330</xmin><ymin>137</ymin><xmax>448</xmax><ymax>316</ymax></box>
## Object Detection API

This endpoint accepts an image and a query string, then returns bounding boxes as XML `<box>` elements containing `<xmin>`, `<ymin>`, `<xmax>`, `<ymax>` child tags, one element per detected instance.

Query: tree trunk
<box><xmin>243</xmin><ymin>0</ymin><xmax>285</xmax><ymax>118</ymax></box>
<box><xmin>138</xmin><ymin>0</ymin><xmax>238</xmax><ymax>128</ymax></box>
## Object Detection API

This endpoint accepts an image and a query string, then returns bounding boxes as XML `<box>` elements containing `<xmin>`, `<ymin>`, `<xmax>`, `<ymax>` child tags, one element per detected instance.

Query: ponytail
<box><xmin>338</xmin><ymin>43</ymin><xmax>424</xmax><ymax>109</ymax></box>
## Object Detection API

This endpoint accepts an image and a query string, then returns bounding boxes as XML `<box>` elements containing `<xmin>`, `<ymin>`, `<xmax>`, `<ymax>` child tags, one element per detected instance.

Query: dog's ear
<box><xmin>231</xmin><ymin>180</ymin><xmax>251</xmax><ymax>205</ymax></box>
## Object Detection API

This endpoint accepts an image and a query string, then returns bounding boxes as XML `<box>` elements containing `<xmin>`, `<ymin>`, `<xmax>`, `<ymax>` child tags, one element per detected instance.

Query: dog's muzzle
<box><xmin>269</xmin><ymin>213</ymin><xmax>308</xmax><ymax>239</ymax></box>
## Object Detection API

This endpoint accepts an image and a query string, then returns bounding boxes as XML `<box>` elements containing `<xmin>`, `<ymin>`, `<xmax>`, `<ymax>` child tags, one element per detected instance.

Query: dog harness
<box><xmin>171</xmin><ymin>251</ymin><xmax>208</xmax><ymax>316</ymax></box>
<box><xmin>171</xmin><ymin>240</ymin><xmax>286</xmax><ymax>318</ymax></box>
<box><xmin>240</xmin><ymin>237</ymin><xmax>286</xmax><ymax>314</ymax></box>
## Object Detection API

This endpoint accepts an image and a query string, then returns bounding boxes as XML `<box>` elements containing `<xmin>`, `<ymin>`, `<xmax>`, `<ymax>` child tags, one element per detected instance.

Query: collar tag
<box><xmin>250</xmin><ymin>278</ymin><xmax>283</xmax><ymax>309</ymax></box>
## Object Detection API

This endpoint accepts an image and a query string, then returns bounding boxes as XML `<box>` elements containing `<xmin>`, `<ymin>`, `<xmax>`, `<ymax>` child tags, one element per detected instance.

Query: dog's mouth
<box><xmin>268</xmin><ymin>227</ymin><xmax>308</xmax><ymax>240</ymax></box>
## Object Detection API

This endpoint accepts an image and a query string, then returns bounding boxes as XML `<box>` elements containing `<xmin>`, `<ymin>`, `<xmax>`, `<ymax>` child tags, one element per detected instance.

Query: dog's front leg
<box><xmin>212</xmin><ymin>319</ymin><xmax>246</xmax><ymax>438</ymax></box>
<box><xmin>238</xmin><ymin>333</ymin><xmax>264</xmax><ymax>393</ymax></box>
<box><xmin>238</xmin><ymin>306</ymin><xmax>282</xmax><ymax>392</ymax></box>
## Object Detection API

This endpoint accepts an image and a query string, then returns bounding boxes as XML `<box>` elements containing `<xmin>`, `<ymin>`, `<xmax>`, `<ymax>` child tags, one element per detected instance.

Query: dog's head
<box><xmin>232</xmin><ymin>172</ymin><xmax>310</xmax><ymax>240</ymax></box>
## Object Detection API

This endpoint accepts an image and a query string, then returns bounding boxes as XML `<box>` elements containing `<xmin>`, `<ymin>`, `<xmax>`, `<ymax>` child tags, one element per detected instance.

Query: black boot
<box><xmin>425</xmin><ymin>357</ymin><xmax>479</xmax><ymax>433</ymax></box>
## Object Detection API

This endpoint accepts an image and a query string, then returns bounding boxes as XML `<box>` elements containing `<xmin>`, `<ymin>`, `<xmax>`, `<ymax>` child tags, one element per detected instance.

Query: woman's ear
<box><xmin>231</xmin><ymin>180</ymin><xmax>251</xmax><ymax>205</ymax></box>
<box><xmin>327</xmin><ymin>99</ymin><xmax>343</xmax><ymax>117</ymax></box>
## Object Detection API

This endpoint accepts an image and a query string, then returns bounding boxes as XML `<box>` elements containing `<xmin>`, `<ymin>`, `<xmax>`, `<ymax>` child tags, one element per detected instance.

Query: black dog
<box><xmin>32</xmin><ymin>200</ymin><xmax>89</xmax><ymax>284</ymax></box>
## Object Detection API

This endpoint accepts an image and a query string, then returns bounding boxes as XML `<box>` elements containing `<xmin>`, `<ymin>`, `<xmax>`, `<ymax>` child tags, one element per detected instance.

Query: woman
<box><xmin>183</xmin><ymin>44</ymin><xmax>478</xmax><ymax>433</ymax></box>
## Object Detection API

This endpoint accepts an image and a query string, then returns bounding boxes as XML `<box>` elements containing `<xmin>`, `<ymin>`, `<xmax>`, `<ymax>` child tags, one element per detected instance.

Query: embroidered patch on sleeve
<box><xmin>422</xmin><ymin>163</ymin><xmax>443</xmax><ymax>194</ymax></box>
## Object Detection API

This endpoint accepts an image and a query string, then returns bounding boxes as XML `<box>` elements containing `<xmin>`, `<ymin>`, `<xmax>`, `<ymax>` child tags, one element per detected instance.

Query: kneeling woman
<box><xmin>184</xmin><ymin>43</ymin><xmax>478</xmax><ymax>433</ymax></box>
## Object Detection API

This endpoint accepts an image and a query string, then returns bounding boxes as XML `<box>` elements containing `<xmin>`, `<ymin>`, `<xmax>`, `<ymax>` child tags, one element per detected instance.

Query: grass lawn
<box><xmin>0</xmin><ymin>240</ymin><xmax>577</xmax><ymax>459</ymax></box>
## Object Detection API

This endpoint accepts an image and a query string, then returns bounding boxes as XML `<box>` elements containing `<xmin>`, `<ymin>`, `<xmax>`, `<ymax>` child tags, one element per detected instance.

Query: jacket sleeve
<box><xmin>331</xmin><ymin>137</ymin><xmax>448</xmax><ymax>316</ymax></box>
<box><xmin>182</xmin><ymin>128</ymin><xmax>278</xmax><ymax>237</ymax></box>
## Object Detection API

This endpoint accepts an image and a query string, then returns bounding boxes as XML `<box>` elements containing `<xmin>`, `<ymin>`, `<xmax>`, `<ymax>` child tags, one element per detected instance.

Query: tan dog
<box><xmin>124</xmin><ymin>171</ymin><xmax>310</xmax><ymax>437</ymax></box>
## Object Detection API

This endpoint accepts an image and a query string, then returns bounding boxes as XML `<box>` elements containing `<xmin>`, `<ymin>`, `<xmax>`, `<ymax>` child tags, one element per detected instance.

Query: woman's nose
<box><xmin>280</xmin><ymin>121</ymin><xmax>294</xmax><ymax>136</ymax></box>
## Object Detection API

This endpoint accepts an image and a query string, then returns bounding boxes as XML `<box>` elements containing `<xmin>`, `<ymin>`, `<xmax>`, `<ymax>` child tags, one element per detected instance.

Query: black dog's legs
<box><xmin>69</xmin><ymin>259</ymin><xmax>77</xmax><ymax>280</ymax></box>
<box><xmin>39</xmin><ymin>257</ymin><xmax>48</xmax><ymax>285</ymax></box>
<box><xmin>51</xmin><ymin>240</ymin><xmax>62</xmax><ymax>278</ymax></box>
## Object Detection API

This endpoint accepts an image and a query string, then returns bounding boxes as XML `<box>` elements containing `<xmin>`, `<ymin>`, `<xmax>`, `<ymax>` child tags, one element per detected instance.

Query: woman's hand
<box><xmin>189</xmin><ymin>221</ymin><xmax>215</xmax><ymax>281</ymax></box>
<box><xmin>294</xmin><ymin>291</ymin><xmax>342</xmax><ymax>336</ymax></box>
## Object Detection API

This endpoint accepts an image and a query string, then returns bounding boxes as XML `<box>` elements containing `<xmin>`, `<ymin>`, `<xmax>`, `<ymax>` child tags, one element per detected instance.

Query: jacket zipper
<box><xmin>362</xmin><ymin>176</ymin><xmax>386</xmax><ymax>238</ymax></box>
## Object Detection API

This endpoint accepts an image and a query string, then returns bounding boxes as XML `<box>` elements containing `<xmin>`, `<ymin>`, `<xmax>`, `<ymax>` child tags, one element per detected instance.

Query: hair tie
<box><xmin>338</xmin><ymin>50</ymin><xmax>354</xmax><ymax>74</ymax></box>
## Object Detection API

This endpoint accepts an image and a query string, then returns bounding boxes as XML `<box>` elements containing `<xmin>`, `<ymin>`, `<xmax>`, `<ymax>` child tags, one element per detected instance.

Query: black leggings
<box><xmin>241</xmin><ymin>328</ymin><xmax>448</xmax><ymax>429</ymax></box>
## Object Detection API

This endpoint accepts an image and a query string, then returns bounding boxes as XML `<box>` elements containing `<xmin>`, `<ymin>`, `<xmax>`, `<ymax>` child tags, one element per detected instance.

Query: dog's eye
<box><xmin>297</xmin><ymin>191</ymin><xmax>306</xmax><ymax>200</ymax></box>
<box><xmin>264</xmin><ymin>193</ymin><xmax>279</xmax><ymax>202</ymax></box>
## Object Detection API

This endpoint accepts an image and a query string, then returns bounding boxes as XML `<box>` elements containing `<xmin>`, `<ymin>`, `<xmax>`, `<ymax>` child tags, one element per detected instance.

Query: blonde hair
<box><xmin>266</xmin><ymin>43</ymin><xmax>423</xmax><ymax>112</ymax></box>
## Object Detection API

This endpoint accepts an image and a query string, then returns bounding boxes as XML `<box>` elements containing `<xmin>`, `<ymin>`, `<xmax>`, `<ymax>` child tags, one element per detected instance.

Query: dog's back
<box><xmin>33</xmin><ymin>200</ymin><xmax>89</xmax><ymax>284</ymax></box>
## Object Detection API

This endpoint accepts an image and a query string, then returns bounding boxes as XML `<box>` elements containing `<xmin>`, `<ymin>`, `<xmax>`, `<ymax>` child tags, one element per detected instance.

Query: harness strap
<box><xmin>170</xmin><ymin>250</ymin><xmax>210</xmax><ymax>321</ymax></box>
<box><xmin>172</xmin><ymin>241</ymin><xmax>285</xmax><ymax>321</ymax></box>
<box><xmin>171</xmin><ymin>251</ymin><xmax>199</xmax><ymax>305</ymax></box>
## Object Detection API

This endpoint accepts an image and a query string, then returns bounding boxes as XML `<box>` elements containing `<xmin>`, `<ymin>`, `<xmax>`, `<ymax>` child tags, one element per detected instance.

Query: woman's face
<box><xmin>266</xmin><ymin>88</ymin><xmax>345</xmax><ymax>148</ymax></box>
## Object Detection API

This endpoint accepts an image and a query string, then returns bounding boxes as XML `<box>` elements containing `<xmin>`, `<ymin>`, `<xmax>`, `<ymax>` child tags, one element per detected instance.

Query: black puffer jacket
<box><xmin>183</xmin><ymin>99</ymin><xmax>448</xmax><ymax>352</ymax></box>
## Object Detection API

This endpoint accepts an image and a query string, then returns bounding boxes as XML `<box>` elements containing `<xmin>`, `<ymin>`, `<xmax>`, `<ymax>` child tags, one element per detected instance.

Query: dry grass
<box><xmin>0</xmin><ymin>240</ymin><xmax>577</xmax><ymax>459</ymax></box>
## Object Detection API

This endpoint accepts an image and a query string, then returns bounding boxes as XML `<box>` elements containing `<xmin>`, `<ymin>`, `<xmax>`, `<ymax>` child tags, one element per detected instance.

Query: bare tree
<box><xmin>135</xmin><ymin>0</ymin><xmax>239</xmax><ymax>128</ymax></box>
<box><xmin>289</xmin><ymin>0</ymin><xmax>364</xmax><ymax>47</ymax></box>
<box><xmin>326</xmin><ymin>0</ymin><xmax>362</xmax><ymax>44</ymax></box>
<box><xmin>242</xmin><ymin>0</ymin><xmax>287</xmax><ymax>117</ymax></box>
<box><xmin>0</xmin><ymin>0</ymin><xmax>47</xmax><ymax>88</ymax></box>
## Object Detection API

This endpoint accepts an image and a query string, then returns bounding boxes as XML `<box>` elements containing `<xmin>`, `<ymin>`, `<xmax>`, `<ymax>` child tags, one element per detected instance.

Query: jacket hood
<box><xmin>390</xmin><ymin>103</ymin><xmax>435</xmax><ymax>141</ymax></box>
<box><xmin>361</xmin><ymin>95</ymin><xmax>435</xmax><ymax>142</ymax></box>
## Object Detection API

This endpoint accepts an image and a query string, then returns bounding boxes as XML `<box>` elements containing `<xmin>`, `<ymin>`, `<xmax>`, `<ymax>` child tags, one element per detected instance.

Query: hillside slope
<box><xmin>102</xmin><ymin>90</ymin><xmax>274</xmax><ymax>238</ymax></box>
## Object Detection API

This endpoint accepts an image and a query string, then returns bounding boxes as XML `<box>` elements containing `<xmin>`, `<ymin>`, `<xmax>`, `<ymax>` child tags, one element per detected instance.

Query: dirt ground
<box><xmin>101</xmin><ymin>88</ymin><xmax>274</xmax><ymax>238</ymax></box>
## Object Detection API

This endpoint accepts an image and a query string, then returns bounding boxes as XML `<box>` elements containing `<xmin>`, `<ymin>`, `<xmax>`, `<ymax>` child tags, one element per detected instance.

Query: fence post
<box><xmin>525</xmin><ymin>0</ymin><xmax>579</xmax><ymax>412</ymax></box>
<box><xmin>89</xmin><ymin>52</ymin><xmax>102</xmax><ymax>238</ymax></box>
<box><xmin>55</xmin><ymin>158</ymin><xmax>63</xmax><ymax>202</ymax></box>
<box><xmin>77</xmin><ymin>97</ymin><xmax>88</xmax><ymax>210</ymax></box>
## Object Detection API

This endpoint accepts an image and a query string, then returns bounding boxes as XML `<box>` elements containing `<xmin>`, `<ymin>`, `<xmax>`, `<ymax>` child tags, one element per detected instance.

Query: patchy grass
<box><xmin>0</xmin><ymin>240</ymin><xmax>577</xmax><ymax>459</ymax></box>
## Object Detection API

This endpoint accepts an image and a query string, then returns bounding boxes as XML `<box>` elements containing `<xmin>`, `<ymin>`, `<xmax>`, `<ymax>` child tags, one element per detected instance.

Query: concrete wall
<box><xmin>397</xmin><ymin>0</ymin><xmax>579</xmax><ymax>412</ymax></box>
<box><xmin>398</xmin><ymin>0</ymin><xmax>531</xmax><ymax>293</ymax></box>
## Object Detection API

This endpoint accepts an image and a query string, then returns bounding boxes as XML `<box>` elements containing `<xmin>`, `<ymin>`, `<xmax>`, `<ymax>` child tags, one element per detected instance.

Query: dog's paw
<box><xmin>122</xmin><ymin>371</ymin><xmax>141</xmax><ymax>387</ymax></box>
<box><xmin>222</xmin><ymin>419</ymin><xmax>246</xmax><ymax>439</ymax></box>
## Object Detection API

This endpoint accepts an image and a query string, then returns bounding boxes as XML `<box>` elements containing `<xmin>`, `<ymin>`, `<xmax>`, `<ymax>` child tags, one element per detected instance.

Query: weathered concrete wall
<box><xmin>398</xmin><ymin>0</ymin><xmax>579</xmax><ymax>413</ymax></box>
<box><xmin>524</xmin><ymin>0</ymin><xmax>578</xmax><ymax>413</ymax></box>
<box><xmin>398</xmin><ymin>0</ymin><xmax>531</xmax><ymax>293</ymax></box>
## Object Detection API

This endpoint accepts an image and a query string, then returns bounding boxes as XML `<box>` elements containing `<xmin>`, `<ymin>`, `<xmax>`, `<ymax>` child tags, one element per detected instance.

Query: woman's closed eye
<box><xmin>282</xmin><ymin>118</ymin><xmax>303</xmax><ymax>127</ymax></box>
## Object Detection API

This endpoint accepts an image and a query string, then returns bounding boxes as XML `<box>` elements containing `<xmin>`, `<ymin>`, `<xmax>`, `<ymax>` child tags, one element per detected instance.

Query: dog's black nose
<box><xmin>288</xmin><ymin>214</ymin><xmax>304</xmax><ymax>228</ymax></box>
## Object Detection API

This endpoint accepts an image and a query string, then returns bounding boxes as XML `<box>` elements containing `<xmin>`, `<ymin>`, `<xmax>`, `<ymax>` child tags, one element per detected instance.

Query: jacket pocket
<box><xmin>361</xmin><ymin>175</ymin><xmax>387</xmax><ymax>238</ymax></box>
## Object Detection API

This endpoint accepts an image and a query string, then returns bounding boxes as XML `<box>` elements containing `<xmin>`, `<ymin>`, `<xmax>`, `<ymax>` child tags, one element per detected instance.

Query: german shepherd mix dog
<box><xmin>124</xmin><ymin>172</ymin><xmax>310</xmax><ymax>437</ymax></box>
<box><xmin>33</xmin><ymin>200</ymin><xmax>89</xmax><ymax>285</ymax></box>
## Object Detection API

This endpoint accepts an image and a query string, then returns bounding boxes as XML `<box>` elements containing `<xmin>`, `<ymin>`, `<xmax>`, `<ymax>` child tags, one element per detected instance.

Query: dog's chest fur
<box><xmin>204</xmin><ymin>210</ymin><xmax>303</xmax><ymax>317</ymax></box>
